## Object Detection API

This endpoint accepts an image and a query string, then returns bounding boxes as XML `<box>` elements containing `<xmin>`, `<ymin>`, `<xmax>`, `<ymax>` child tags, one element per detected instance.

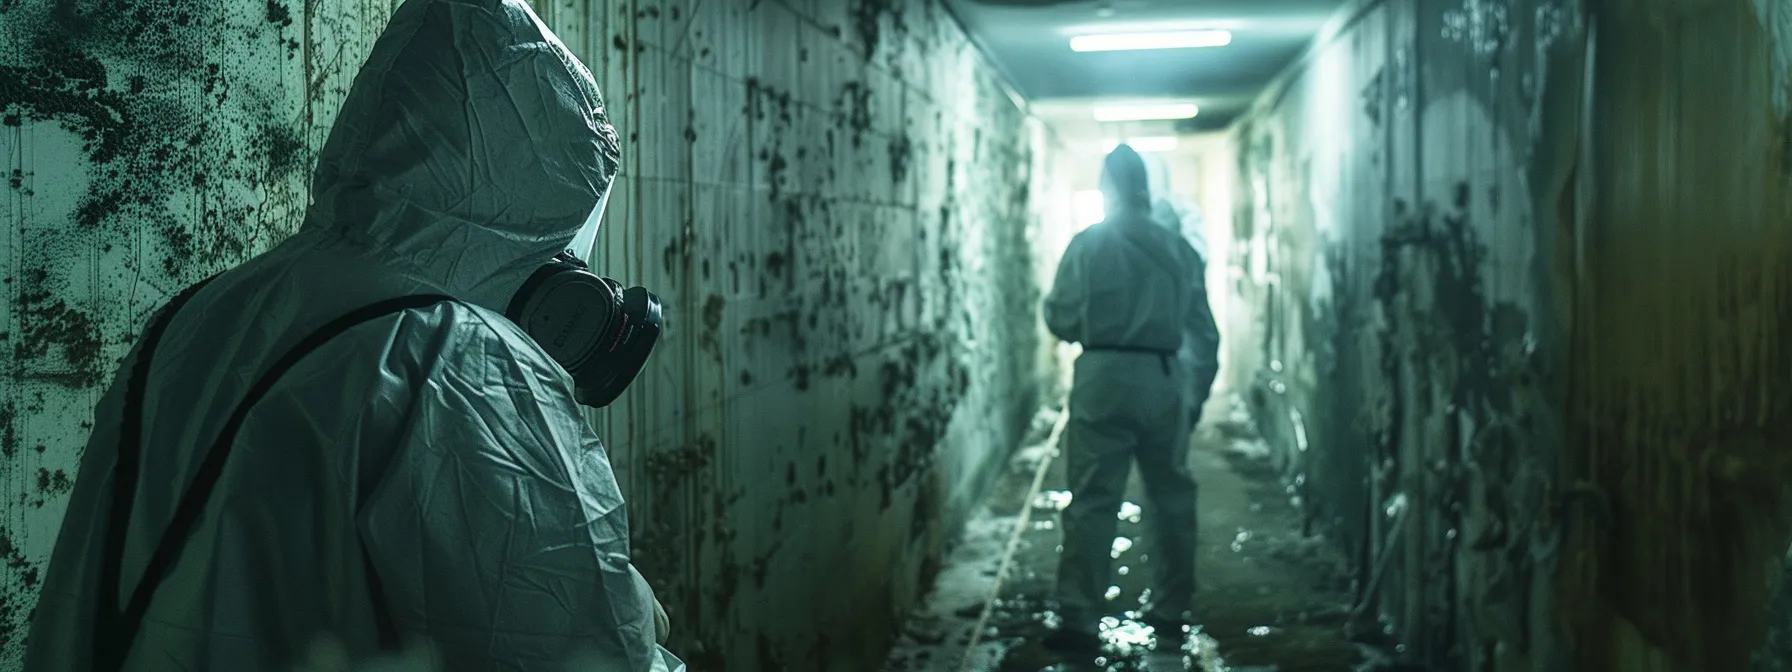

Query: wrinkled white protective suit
<box><xmin>26</xmin><ymin>1</ymin><xmax>682</xmax><ymax>670</ymax></box>
<box><xmin>1044</xmin><ymin>149</ymin><xmax>1210</xmax><ymax>627</ymax></box>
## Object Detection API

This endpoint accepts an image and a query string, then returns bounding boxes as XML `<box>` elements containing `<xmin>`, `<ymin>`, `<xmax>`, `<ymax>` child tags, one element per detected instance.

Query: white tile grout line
<box><xmin>957</xmin><ymin>408</ymin><xmax>1070</xmax><ymax>672</ymax></box>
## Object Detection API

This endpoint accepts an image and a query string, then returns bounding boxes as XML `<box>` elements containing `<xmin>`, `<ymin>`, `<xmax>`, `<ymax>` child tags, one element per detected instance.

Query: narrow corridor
<box><xmin>885</xmin><ymin>394</ymin><xmax>1406</xmax><ymax>672</ymax></box>
<box><xmin>5</xmin><ymin>0</ymin><xmax>1792</xmax><ymax>670</ymax></box>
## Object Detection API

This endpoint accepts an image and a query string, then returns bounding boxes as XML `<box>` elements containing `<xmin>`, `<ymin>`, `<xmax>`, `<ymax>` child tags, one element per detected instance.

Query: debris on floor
<box><xmin>885</xmin><ymin>395</ymin><xmax>1408</xmax><ymax>672</ymax></box>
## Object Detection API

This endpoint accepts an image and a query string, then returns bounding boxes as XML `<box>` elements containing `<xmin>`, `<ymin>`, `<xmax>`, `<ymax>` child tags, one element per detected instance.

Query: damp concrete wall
<box><xmin>0</xmin><ymin>0</ymin><xmax>1068</xmax><ymax>669</ymax></box>
<box><xmin>1226</xmin><ymin>0</ymin><xmax>1792</xmax><ymax>670</ymax></box>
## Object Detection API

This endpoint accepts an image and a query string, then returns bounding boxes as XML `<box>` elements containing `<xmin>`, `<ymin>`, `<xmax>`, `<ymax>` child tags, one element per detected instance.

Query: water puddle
<box><xmin>1033</xmin><ymin>490</ymin><xmax>1074</xmax><ymax>512</ymax></box>
<box><xmin>1117</xmin><ymin>502</ymin><xmax>1143</xmax><ymax>523</ymax></box>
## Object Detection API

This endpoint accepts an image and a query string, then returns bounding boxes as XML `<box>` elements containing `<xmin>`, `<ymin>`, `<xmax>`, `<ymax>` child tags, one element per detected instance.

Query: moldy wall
<box><xmin>0</xmin><ymin>0</ymin><xmax>1069</xmax><ymax>669</ymax></box>
<box><xmin>1226</xmin><ymin>0</ymin><xmax>1792</xmax><ymax>669</ymax></box>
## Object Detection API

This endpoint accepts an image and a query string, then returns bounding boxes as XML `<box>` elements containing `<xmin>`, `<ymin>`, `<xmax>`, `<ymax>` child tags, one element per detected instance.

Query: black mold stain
<box><xmin>1361</xmin><ymin>66</ymin><xmax>1386</xmax><ymax>127</ymax></box>
<box><xmin>1368</xmin><ymin>182</ymin><xmax>1501</xmax><ymax>591</ymax></box>
<box><xmin>14</xmin><ymin>269</ymin><xmax>104</xmax><ymax>387</ymax></box>
<box><xmin>744</xmin><ymin>76</ymin><xmax>793</xmax><ymax>126</ymax></box>
<box><xmin>848</xmin><ymin>0</ymin><xmax>906</xmax><ymax>65</ymax></box>
<box><xmin>822</xmin><ymin>353</ymin><xmax>857</xmax><ymax>378</ymax></box>
<box><xmin>31</xmin><ymin>468</ymin><xmax>72</xmax><ymax>507</ymax></box>
<box><xmin>264</xmin><ymin>0</ymin><xmax>291</xmax><ymax>27</ymax></box>
<box><xmin>6</xmin><ymin>0</ymin><xmax>318</xmax><ymax>294</ymax></box>
<box><xmin>73</xmin><ymin>187</ymin><xmax>126</xmax><ymax>229</ymax></box>
<box><xmin>700</xmin><ymin>294</ymin><xmax>724</xmax><ymax>356</ymax></box>
<box><xmin>887</xmin><ymin>133</ymin><xmax>913</xmax><ymax>186</ymax></box>
<box><xmin>0</xmin><ymin>45</ymin><xmax>132</xmax><ymax>166</ymax></box>
<box><xmin>0</xmin><ymin>531</ymin><xmax>31</xmax><ymax>650</ymax></box>
<box><xmin>835</xmin><ymin>81</ymin><xmax>873</xmax><ymax>148</ymax></box>
<box><xmin>258</xmin><ymin>123</ymin><xmax>305</xmax><ymax>175</ymax></box>
<box><xmin>764</xmin><ymin>150</ymin><xmax>789</xmax><ymax>201</ymax></box>
<box><xmin>0</xmin><ymin>404</ymin><xmax>17</xmax><ymax>460</ymax></box>
<box><xmin>849</xmin><ymin>0</ymin><xmax>887</xmax><ymax>61</ymax></box>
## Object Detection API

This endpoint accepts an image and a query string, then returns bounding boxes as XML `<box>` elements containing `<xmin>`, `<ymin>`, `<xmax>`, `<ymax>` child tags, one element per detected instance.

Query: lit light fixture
<box><xmin>1073</xmin><ymin>190</ymin><xmax>1106</xmax><ymax>227</ymax></box>
<box><xmin>1093</xmin><ymin>103</ymin><xmax>1199</xmax><ymax>122</ymax></box>
<box><xmin>1100</xmin><ymin>136</ymin><xmax>1179</xmax><ymax>153</ymax></box>
<box><xmin>1070</xmin><ymin>30</ymin><xmax>1232</xmax><ymax>53</ymax></box>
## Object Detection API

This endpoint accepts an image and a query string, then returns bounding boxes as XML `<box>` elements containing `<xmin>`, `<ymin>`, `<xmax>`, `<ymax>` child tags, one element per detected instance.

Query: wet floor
<box><xmin>884</xmin><ymin>395</ymin><xmax>1411</xmax><ymax>672</ymax></box>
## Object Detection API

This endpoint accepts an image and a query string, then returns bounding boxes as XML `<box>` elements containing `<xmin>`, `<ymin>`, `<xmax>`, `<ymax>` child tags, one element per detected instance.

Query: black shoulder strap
<box><xmin>94</xmin><ymin>287</ymin><xmax>457</xmax><ymax>672</ymax></box>
<box><xmin>93</xmin><ymin>276</ymin><xmax>220</xmax><ymax>672</ymax></box>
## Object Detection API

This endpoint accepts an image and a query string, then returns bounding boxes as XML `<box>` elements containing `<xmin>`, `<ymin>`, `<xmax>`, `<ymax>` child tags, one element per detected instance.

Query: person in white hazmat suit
<box><xmin>1138</xmin><ymin>152</ymin><xmax>1221</xmax><ymax>431</ymax></box>
<box><xmin>25</xmin><ymin>1</ymin><xmax>683</xmax><ymax>670</ymax></box>
<box><xmin>1042</xmin><ymin>145</ymin><xmax>1209</xmax><ymax>653</ymax></box>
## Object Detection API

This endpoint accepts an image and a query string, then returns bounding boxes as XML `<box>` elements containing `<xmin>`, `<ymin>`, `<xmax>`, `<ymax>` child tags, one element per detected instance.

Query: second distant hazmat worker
<box><xmin>1139</xmin><ymin>152</ymin><xmax>1221</xmax><ymax>433</ymax></box>
<box><xmin>1042</xmin><ymin>144</ymin><xmax>1211</xmax><ymax>653</ymax></box>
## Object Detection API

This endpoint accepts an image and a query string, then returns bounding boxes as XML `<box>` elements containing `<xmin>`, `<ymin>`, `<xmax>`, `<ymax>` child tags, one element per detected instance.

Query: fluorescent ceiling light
<box><xmin>1062</xmin><ymin>19</ymin><xmax>1326</xmax><ymax>36</ymax></box>
<box><xmin>1070</xmin><ymin>30</ymin><xmax>1232</xmax><ymax>52</ymax></box>
<box><xmin>1100</xmin><ymin>136</ymin><xmax>1180</xmax><ymax>153</ymax></box>
<box><xmin>1093</xmin><ymin>103</ymin><xmax>1199</xmax><ymax>122</ymax></box>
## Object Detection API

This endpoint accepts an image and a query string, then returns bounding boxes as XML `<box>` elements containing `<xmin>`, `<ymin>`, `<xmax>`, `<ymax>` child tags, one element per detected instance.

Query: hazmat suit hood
<box><xmin>1101</xmin><ymin>144</ymin><xmax>1153</xmax><ymax>220</ymax></box>
<box><xmin>303</xmin><ymin>0</ymin><xmax>622</xmax><ymax>313</ymax></box>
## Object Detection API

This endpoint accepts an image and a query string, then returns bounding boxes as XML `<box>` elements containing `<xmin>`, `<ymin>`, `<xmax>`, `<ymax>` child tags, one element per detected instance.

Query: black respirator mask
<box><xmin>506</xmin><ymin>250</ymin><xmax>663</xmax><ymax>408</ymax></box>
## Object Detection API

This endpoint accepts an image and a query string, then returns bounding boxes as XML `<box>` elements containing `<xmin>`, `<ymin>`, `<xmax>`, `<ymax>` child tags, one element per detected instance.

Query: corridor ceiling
<box><xmin>943</xmin><ymin>0</ymin><xmax>1346</xmax><ymax>134</ymax></box>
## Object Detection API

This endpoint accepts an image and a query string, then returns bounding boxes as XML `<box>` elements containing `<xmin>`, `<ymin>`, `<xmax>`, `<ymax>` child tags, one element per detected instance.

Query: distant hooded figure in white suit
<box><xmin>1042</xmin><ymin>145</ymin><xmax>1211</xmax><ymax>653</ymax></box>
<box><xmin>25</xmin><ymin>1</ymin><xmax>683</xmax><ymax>670</ymax></box>
<box><xmin>1139</xmin><ymin>152</ymin><xmax>1221</xmax><ymax>428</ymax></box>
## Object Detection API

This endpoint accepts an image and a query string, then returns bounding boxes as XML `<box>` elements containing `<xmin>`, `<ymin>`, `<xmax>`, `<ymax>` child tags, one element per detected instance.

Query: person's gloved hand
<box><xmin>653</xmin><ymin>596</ymin><xmax>670</xmax><ymax>644</ymax></box>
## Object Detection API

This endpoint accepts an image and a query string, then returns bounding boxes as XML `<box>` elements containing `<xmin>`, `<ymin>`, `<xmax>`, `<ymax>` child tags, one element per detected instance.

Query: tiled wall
<box><xmin>0</xmin><ymin>0</ymin><xmax>1070</xmax><ymax>668</ymax></box>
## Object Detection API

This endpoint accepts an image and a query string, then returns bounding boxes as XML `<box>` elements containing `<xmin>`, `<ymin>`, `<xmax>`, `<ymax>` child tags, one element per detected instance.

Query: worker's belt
<box><xmin>1082</xmin><ymin>344</ymin><xmax>1176</xmax><ymax>375</ymax></box>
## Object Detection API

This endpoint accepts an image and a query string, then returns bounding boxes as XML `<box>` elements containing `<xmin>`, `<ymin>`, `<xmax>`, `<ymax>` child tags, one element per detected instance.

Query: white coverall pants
<box><xmin>1055</xmin><ymin>350</ymin><xmax>1202</xmax><ymax>631</ymax></box>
